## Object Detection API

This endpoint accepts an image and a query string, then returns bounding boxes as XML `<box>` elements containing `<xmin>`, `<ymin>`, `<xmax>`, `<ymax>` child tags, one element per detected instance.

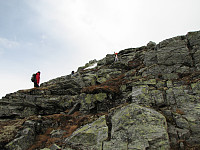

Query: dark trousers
<box><xmin>34</xmin><ymin>81</ymin><xmax>39</xmax><ymax>87</ymax></box>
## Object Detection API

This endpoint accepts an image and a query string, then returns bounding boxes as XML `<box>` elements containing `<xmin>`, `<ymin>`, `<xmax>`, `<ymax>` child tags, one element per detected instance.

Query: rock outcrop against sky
<box><xmin>0</xmin><ymin>30</ymin><xmax>200</xmax><ymax>150</ymax></box>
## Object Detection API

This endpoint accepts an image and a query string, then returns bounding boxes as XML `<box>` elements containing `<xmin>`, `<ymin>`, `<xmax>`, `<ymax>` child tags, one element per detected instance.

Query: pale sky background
<box><xmin>0</xmin><ymin>0</ymin><xmax>200</xmax><ymax>98</ymax></box>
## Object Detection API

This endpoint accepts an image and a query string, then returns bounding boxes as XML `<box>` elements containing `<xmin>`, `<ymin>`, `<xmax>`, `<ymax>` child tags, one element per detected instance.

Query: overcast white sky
<box><xmin>0</xmin><ymin>0</ymin><xmax>200</xmax><ymax>98</ymax></box>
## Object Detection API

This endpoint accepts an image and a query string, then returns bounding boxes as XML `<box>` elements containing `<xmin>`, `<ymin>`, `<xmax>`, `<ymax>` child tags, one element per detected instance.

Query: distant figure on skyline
<box><xmin>71</xmin><ymin>71</ymin><xmax>75</xmax><ymax>77</ymax></box>
<box><xmin>114</xmin><ymin>52</ymin><xmax>118</xmax><ymax>61</ymax></box>
<box><xmin>33</xmin><ymin>71</ymin><xmax>40</xmax><ymax>88</ymax></box>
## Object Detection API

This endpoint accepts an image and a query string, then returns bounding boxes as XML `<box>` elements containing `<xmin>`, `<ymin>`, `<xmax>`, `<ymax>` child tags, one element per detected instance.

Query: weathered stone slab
<box><xmin>103</xmin><ymin>104</ymin><xmax>170</xmax><ymax>150</ymax></box>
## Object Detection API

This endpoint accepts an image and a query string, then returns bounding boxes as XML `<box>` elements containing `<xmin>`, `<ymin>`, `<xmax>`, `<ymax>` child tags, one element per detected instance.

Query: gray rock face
<box><xmin>131</xmin><ymin>79</ymin><xmax>200</xmax><ymax>147</ymax></box>
<box><xmin>143</xmin><ymin>33</ymin><xmax>200</xmax><ymax>79</ymax></box>
<box><xmin>187</xmin><ymin>31</ymin><xmax>200</xmax><ymax>70</ymax></box>
<box><xmin>65</xmin><ymin>104</ymin><xmax>169</xmax><ymax>150</ymax></box>
<box><xmin>66</xmin><ymin>104</ymin><xmax>169</xmax><ymax>150</ymax></box>
<box><xmin>5</xmin><ymin>121</ymin><xmax>36</xmax><ymax>150</ymax></box>
<box><xmin>157</xmin><ymin>36</ymin><xmax>192</xmax><ymax>66</ymax></box>
<box><xmin>104</xmin><ymin>104</ymin><xmax>169</xmax><ymax>150</ymax></box>
<box><xmin>65</xmin><ymin>115</ymin><xmax>108</xmax><ymax>150</ymax></box>
<box><xmin>0</xmin><ymin>90</ymin><xmax>74</xmax><ymax>118</ymax></box>
<box><xmin>97</xmin><ymin>54</ymin><xmax>114</xmax><ymax>66</ymax></box>
<box><xmin>1</xmin><ymin>30</ymin><xmax>200</xmax><ymax>150</ymax></box>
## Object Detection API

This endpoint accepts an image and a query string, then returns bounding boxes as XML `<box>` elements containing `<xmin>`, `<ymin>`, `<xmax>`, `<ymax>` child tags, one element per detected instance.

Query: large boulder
<box><xmin>157</xmin><ymin>36</ymin><xmax>192</xmax><ymax>66</ymax></box>
<box><xmin>65</xmin><ymin>115</ymin><xmax>108</xmax><ymax>150</ymax></box>
<box><xmin>65</xmin><ymin>103</ymin><xmax>170</xmax><ymax>150</ymax></box>
<box><xmin>103</xmin><ymin>104</ymin><xmax>169</xmax><ymax>150</ymax></box>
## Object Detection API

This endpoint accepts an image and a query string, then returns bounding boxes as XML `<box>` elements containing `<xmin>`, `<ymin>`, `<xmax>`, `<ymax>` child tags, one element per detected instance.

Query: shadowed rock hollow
<box><xmin>0</xmin><ymin>30</ymin><xmax>200</xmax><ymax>150</ymax></box>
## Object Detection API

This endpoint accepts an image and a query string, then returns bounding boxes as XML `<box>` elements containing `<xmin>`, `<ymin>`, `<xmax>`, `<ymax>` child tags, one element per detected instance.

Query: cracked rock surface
<box><xmin>0</xmin><ymin>30</ymin><xmax>200</xmax><ymax>150</ymax></box>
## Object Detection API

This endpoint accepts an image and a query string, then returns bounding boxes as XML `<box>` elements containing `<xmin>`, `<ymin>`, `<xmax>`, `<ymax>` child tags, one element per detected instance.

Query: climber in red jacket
<box><xmin>114</xmin><ymin>52</ymin><xmax>119</xmax><ymax>61</ymax></box>
<box><xmin>34</xmin><ymin>71</ymin><xmax>40</xmax><ymax>87</ymax></box>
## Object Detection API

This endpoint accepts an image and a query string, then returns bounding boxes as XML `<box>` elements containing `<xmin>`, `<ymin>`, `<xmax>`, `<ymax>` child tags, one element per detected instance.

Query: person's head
<box><xmin>37</xmin><ymin>71</ymin><xmax>40</xmax><ymax>74</ymax></box>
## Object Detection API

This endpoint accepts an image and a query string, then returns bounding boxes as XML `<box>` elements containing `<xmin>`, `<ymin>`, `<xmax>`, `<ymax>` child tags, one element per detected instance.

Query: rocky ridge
<box><xmin>0</xmin><ymin>30</ymin><xmax>200</xmax><ymax>150</ymax></box>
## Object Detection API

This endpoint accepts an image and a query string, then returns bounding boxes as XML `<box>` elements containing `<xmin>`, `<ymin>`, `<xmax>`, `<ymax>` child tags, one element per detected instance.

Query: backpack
<box><xmin>31</xmin><ymin>74</ymin><xmax>36</xmax><ymax>82</ymax></box>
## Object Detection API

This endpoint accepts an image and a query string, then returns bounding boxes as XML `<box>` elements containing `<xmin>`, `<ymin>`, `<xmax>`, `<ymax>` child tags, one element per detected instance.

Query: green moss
<box><xmin>186</xmin><ymin>116</ymin><xmax>196</xmax><ymax>122</ymax></box>
<box><xmin>73</xmin><ymin>124</ymin><xmax>90</xmax><ymax>134</ymax></box>
<box><xmin>194</xmin><ymin>103</ymin><xmax>200</xmax><ymax>109</ymax></box>
<box><xmin>120</xmin><ymin>85</ymin><xmax>126</xmax><ymax>92</ymax></box>
<box><xmin>91</xmin><ymin>78</ymin><xmax>96</xmax><ymax>86</ymax></box>
<box><xmin>97</xmin><ymin>77</ymin><xmax>107</xmax><ymax>83</ymax></box>
<box><xmin>156</xmin><ymin>80</ymin><xmax>165</xmax><ymax>88</ymax></box>
<box><xmin>68</xmin><ymin>115</ymin><xmax>108</xmax><ymax>148</ymax></box>
<box><xmin>143</xmin><ymin>79</ymin><xmax>157</xmax><ymax>85</ymax></box>
<box><xmin>94</xmin><ymin>93</ymin><xmax>107</xmax><ymax>102</ymax></box>
<box><xmin>85</xmin><ymin>93</ymin><xmax>107</xmax><ymax>103</ymax></box>
<box><xmin>71</xmin><ymin>133</ymin><xmax>97</xmax><ymax>145</ymax></box>
<box><xmin>85</xmin><ymin>94</ymin><xmax>92</xmax><ymax>104</ymax></box>
<box><xmin>106</xmin><ymin>74</ymin><xmax>110</xmax><ymax>79</ymax></box>
<box><xmin>92</xmin><ymin>115</ymin><xmax>107</xmax><ymax>126</ymax></box>
<box><xmin>191</xmin><ymin>82</ymin><xmax>200</xmax><ymax>94</ymax></box>
<box><xmin>163</xmin><ymin>73</ymin><xmax>179</xmax><ymax>80</ymax></box>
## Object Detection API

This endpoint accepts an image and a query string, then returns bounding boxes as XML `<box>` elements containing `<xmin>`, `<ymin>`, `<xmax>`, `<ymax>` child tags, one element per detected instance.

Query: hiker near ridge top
<box><xmin>71</xmin><ymin>70</ymin><xmax>80</xmax><ymax>78</ymax></box>
<box><xmin>71</xmin><ymin>71</ymin><xmax>75</xmax><ymax>76</ymax></box>
<box><xmin>114</xmin><ymin>52</ymin><xmax>119</xmax><ymax>61</ymax></box>
<box><xmin>32</xmin><ymin>71</ymin><xmax>40</xmax><ymax>88</ymax></box>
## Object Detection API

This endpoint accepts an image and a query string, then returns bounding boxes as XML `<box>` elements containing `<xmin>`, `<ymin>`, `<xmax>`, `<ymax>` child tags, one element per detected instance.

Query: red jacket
<box><xmin>36</xmin><ymin>72</ymin><xmax>40</xmax><ymax>84</ymax></box>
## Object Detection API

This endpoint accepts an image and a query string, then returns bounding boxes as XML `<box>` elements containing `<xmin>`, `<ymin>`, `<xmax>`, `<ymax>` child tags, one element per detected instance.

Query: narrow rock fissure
<box><xmin>186</xmin><ymin>38</ymin><xmax>196</xmax><ymax>67</ymax></box>
<box><xmin>170</xmin><ymin>109</ymin><xmax>188</xmax><ymax>149</ymax></box>
<box><xmin>0</xmin><ymin>114</ymin><xmax>19</xmax><ymax>119</ymax></box>
<box><xmin>105</xmin><ymin>114</ymin><xmax>112</xmax><ymax>141</ymax></box>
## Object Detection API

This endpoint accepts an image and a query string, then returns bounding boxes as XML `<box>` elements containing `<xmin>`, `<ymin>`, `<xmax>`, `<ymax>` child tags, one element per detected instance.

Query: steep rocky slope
<box><xmin>0</xmin><ymin>30</ymin><xmax>200</xmax><ymax>150</ymax></box>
